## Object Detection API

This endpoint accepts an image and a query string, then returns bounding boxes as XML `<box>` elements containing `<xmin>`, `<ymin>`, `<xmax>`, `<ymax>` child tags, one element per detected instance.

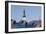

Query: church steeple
<box><xmin>23</xmin><ymin>10</ymin><xmax>26</xmax><ymax>17</ymax></box>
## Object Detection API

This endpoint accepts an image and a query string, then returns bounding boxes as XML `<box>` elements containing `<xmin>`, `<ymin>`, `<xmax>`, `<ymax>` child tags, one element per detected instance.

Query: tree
<box><xmin>13</xmin><ymin>20</ymin><xmax>16</xmax><ymax>25</ymax></box>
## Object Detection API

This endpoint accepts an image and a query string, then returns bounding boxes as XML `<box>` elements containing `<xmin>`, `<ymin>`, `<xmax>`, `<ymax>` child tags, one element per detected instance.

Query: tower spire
<box><xmin>23</xmin><ymin>10</ymin><xmax>26</xmax><ymax>17</ymax></box>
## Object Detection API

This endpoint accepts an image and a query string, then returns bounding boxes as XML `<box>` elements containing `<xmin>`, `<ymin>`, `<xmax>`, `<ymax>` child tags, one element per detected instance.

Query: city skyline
<box><xmin>11</xmin><ymin>5</ymin><xmax>41</xmax><ymax>22</ymax></box>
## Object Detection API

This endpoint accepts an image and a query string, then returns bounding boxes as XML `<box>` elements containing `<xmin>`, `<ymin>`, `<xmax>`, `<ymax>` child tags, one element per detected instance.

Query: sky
<box><xmin>11</xmin><ymin>5</ymin><xmax>41</xmax><ymax>22</ymax></box>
